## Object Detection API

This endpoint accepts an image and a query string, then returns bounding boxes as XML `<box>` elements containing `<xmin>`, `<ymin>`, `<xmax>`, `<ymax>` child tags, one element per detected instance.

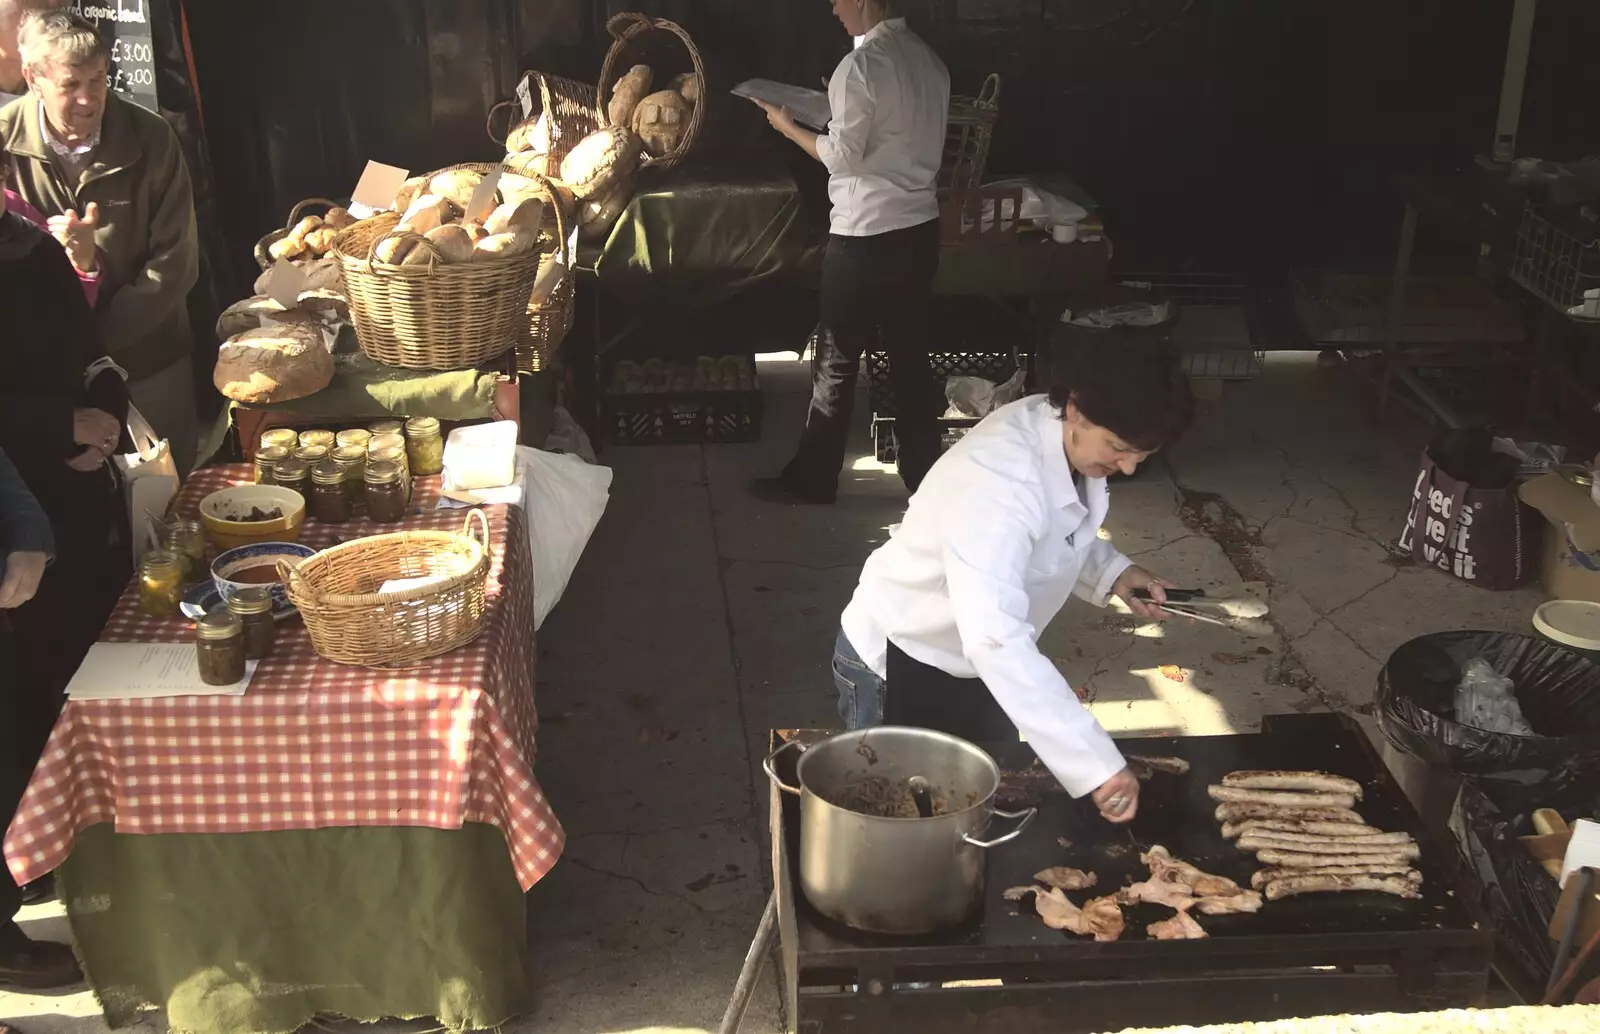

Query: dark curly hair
<box><xmin>1046</xmin><ymin>333</ymin><xmax>1195</xmax><ymax>452</ymax></box>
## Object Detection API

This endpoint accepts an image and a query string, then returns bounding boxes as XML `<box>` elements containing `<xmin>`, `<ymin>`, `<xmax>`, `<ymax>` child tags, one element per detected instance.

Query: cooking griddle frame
<box><xmin>769</xmin><ymin>713</ymin><xmax>1493</xmax><ymax>1034</ymax></box>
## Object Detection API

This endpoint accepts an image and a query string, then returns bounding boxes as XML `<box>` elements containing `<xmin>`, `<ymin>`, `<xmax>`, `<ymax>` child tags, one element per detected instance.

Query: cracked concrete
<box><xmin>3</xmin><ymin>353</ymin><xmax>1558</xmax><ymax>1034</ymax></box>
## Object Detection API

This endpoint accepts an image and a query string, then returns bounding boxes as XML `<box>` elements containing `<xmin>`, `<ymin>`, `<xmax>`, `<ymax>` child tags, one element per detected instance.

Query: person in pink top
<box><xmin>3</xmin><ymin>177</ymin><xmax>99</xmax><ymax>306</ymax></box>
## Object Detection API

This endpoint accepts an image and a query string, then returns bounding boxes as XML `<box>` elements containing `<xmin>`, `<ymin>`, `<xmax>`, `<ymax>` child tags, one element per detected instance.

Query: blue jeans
<box><xmin>832</xmin><ymin>630</ymin><xmax>885</xmax><ymax>729</ymax></box>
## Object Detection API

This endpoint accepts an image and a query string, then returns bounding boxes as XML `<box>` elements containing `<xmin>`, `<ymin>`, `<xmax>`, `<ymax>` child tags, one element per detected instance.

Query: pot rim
<box><xmin>794</xmin><ymin>726</ymin><xmax>1000</xmax><ymax>822</ymax></box>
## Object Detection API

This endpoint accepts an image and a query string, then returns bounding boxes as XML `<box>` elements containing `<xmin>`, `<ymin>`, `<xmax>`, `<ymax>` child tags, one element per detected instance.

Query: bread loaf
<box><xmin>373</xmin><ymin>234</ymin><xmax>417</xmax><ymax>265</ymax></box>
<box><xmin>427</xmin><ymin>168</ymin><xmax>485</xmax><ymax>211</ymax></box>
<box><xmin>423</xmin><ymin>223</ymin><xmax>476</xmax><ymax>264</ymax></box>
<box><xmin>668</xmin><ymin>72</ymin><xmax>701</xmax><ymax>106</ymax></box>
<box><xmin>462</xmin><ymin>222</ymin><xmax>489</xmax><ymax>244</ymax></box>
<box><xmin>484</xmin><ymin>197</ymin><xmax>544</xmax><ymax>236</ymax></box>
<box><xmin>505</xmin><ymin>150</ymin><xmax>552</xmax><ymax>178</ymax></box>
<box><xmin>301</xmin><ymin>257</ymin><xmax>342</xmax><ymax>293</ymax></box>
<box><xmin>608</xmin><ymin>64</ymin><xmax>654</xmax><ymax>128</ymax></box>
<box><xmin>507</xmin><ymin>112</ymin><xmax>550</xmax><ymax>155</ymax></box>
<box><xmin>578</xmin><ymin>178</ymin><xmax>633</xmax><ymax>242</ymax></box>
<box><xmin>560</xmin><ymin>125</ymin><xmax>641</xmax><ymax>199</ymax></box>
<box><xmin>217</xmin><ymin>296</ymin><xmax>286</xmax><ymax>339</ymax></box>
<box><xmin>322</xmin><ymin>206</ymin><xmax>357</xmax><ymax>230</ymax></box>
<box><xmin>500</xmin><ymin>172</ymin><xmax>552</xmax><ymax>209</ymax></box>
<box><xmin>295</xmin><ymin>289</ymin><xmax>349</xmax><ymax>322</ymax></box>
<box><xmin>303</xmin><ymin>227</ymin><xmax>339</xmax><ymax>256</ymax></box>
<box><xmin>632</xmin><ymin>90</ymin><xmax>692</xmax><ymax>157</ymax></box>
<box><xmin>392</xmin><ymin>176</ymin><xmax>429</xmax><ymax>213</ymax></box>
<box><xmin>399</xmin><ymin>194</ymin><xmax>452</xmax><ymax>235</ymax></box>
<box><xmin>214</xmin><ymin>323</ymin><xmax>335</xmax><ymax>405</ymax></box>
<box><xmin>472</xmin><ymin>230</ymin><xmax>537</xmax><ymax>262</ymax></box>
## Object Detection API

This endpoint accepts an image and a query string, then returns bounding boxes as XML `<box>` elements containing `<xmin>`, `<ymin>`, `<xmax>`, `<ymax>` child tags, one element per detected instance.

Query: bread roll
<box><xmin>668</xmin><ymin>72</ymin><xmax>701</xmax><ymax>106</ymax></box>
<box><xmin>427</xmin><ymin>168</ymin><xmax>485</xmax><ymax>211</ymax></box>
<box><xmin>303</xmin><ymin>227</ymin><xmax>339</xmax><ymax>256</ymax></box>
<box><xmin>499</xmin><ymin>172</ymin><xmax>547</xmax><ymax>208</ymax></box>
<box><xmin>322</xmin><ymin>206</ymin><xmax>357</xmax><ymax>230</ymax></box>
<box><xmin>268</xmin><ymin>234</ymin><xmax>308</xmax><ymax>261</ymax></box>
<box><xmin>506</xmin><ymin>112</ymin><xmax>550</xmax><ymax>155</ymax></box>
<box><xmin>484</xmin><ymin>197</ymin><xmax>544</xmax><ymax>236</ymax></box>
<box><xmin>472</xmin><ymin>230</ymin><xmax>537</xmax><ymax>262</ymax></box>
<box><xmin>214</xmin><ymin>323</ymin><xmax>335</xmax><ymax>404</ymax></box>
<box><xmin>631</xmin><ymin>90</ymin><xmax>691</xmax><ymax>157</ymax></box>
<box><xmin>399</xmin><ymin>194</ymin><xmax>452</xmax><ymax>235</ymax></box>
<box><xmin>374</xmin><ymin>234</ymin><xmax>417</xmax><ymax>265</ymax></box>
<box><xmin>392</xmin><ymin>176</ymin><xmax>429</xmax><ymax>213</ymax></box>
<box><xmin>608</xmin><ymin>64</ymin><xmax>654</xmax><ymax>128</ymax></box>
<box><xmin>462</xmin><ymin>222</ymin><xmax>489</xmax><ymax>244</ymax></box>
<box><xmin>560</xmin><ymin>125</ymin><xmax>641</xmax><ymax>199</ymax></box>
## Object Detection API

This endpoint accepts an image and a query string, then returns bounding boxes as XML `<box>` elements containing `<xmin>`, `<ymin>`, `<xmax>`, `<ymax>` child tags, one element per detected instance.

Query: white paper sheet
<box><xmin>730</xmin><ymin>79</ymin><xmax>831</xmax><ymax>131</ymax></box>
<box><xmin>66</xmin><ymin>642</ymin><xmax>256</xmax><ymax>700</ymax></box>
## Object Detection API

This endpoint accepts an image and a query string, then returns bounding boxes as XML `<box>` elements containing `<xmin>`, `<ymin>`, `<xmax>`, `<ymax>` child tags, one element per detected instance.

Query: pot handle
<box><xmin>962</xmin><ymin>806</ymin><xmax>1037</xmax><ymax>849</ymax></box>
<box><xmin>762</xmin><ymin>739</ymin><xmax>804</xmax><ymax>796</ymax></box>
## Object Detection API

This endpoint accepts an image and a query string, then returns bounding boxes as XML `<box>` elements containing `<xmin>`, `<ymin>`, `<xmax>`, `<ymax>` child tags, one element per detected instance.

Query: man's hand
<box><xmin>1112</xmin><ymin>565</ymin><xmax>1175</xmax><ymax>621</ymax></box>
<box><xmin>47</xmin><ymin>202</ymin><xmax>100</xmax><ymax>274</ymax></box>
<box><xmin>73</xmin><ymin>407</ymin><xmax>120</xmax><ymax>453</ymax></box>
<box><xmin>749</xmin><ymin>97</ymin><xmax>800</xmax><ymax>138</ymax></box>
<box><xmin>1091</xmin><ymin>767</ymin><xmax>1140</xmax><ymax>824</ymax></box>
<box><xmin>0</xmin><ymin>551</ymin><xmax>48</xmax><ymax>609</ymax></box>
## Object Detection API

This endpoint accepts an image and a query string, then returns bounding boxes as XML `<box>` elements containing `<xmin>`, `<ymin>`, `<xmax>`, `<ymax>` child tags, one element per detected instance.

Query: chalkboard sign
<box><xmin>70</xmin><ymin>0</ymin><xmax>158</xmax><ymax>113</ymax></box>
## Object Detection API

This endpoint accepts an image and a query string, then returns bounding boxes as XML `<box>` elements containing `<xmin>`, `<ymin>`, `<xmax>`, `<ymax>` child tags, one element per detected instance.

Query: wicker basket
<box><xmin>596</xmin><ymin>13</ymin><xmax>707</xmax><ymax>172</ymax></box>
<box><xmin>513</xmin><ymin>168</ymin><xmax>574</xmax><ymax>375</ymax></box>
<box><xmin>488</xmin><ymin>71</ymin><xmax>600</xmax><ymax>174</ymax></box>
<box><xmin>330</xmin><ymin>164</ymin><xmax>559</xmax><ymax>371</ymax></box>
<box><xmin>279</xmin><ymin>510</ymin><xmax>491</xmax><ymax>668</ymax></box>
<box><xmin>254</xmin><ymin>197</ymin><xmax>341</xmax><ymax>271</ymax></box>
<box><xmin>941</xmin><ymin>74</ymin><xmax>1001</xmax><ymax>192</ymax></box>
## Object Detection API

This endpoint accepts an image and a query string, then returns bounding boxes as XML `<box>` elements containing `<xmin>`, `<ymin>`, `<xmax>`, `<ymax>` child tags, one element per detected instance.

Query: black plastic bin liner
<box><xmin>1460</xmin><ymin>767</ymin><xmax>1600</xmax><ymax>993</ymax></box>
<box><xmin>1377</xmin><ymin>630</ymin><xmax>1600</xmax><ymax>774</ymax></box>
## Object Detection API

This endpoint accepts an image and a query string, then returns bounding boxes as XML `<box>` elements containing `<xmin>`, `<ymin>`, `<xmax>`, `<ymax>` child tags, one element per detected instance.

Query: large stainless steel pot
<box><xmin>763</xmin><ymin>726</ymin><xmax>1035</xmax><ymax>935</ymax></box>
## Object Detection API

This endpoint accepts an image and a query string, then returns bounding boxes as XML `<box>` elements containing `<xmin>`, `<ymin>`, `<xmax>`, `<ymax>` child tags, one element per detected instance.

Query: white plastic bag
<box><xmin>115</xmin><ymin>404</ymin><xmax>180</xmax><ymax>564</ymax></box>
<box><xmin>943</xmin><ymin>367</ymin><xmax>1027</xmax><ymax>419</ymax></box>
<box><xmin>520</xmin><ymin>447</ymin><xmax>611</xmax><ymax>629</ymax></box>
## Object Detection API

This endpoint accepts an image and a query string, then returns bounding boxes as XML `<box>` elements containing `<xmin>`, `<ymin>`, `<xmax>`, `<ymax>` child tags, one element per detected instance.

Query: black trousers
<box><xmin>783</xmin><ymin>218</ymin><xmax>943</xmax><ymax>495</ymax></box>
<box><xmin>883</xmin><ymin>642</ymin><xmax>1019</xmax><ymax>742</ymax></box>
<box><xmin>0</xmin><ymin>624</ymin><xmax>61</xmax><ymax>933</ymax></box>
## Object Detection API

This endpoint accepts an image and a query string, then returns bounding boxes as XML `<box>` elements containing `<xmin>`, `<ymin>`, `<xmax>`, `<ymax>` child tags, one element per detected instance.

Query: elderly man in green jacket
<box><xmin>1</xmin><ymin>9</ymin><xmax>199</xmax><ymax>473</ymax></box>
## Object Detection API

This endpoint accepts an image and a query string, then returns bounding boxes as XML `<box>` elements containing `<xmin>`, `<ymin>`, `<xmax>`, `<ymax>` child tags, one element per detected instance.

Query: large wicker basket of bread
<box><xmin>329</xmin><ymin>165</ymin><xmax>563</xmax><ymax>370</ymax></box>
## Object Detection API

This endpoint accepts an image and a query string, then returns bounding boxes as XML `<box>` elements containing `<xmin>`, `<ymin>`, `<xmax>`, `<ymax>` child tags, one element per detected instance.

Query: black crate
<box><xmin>601</xmin><ymin>357</ymin><xmax>763</xmax><ymax>445</ymax></box>
<box><xmin>871</xmin><ymin>416</ymin><xmax>978</xmax><ymax>463</ymax></box>
<box><xmin>866</xmin><ymin>351</ymin><xmax>1028</xmax><ymax>418</ymax></box>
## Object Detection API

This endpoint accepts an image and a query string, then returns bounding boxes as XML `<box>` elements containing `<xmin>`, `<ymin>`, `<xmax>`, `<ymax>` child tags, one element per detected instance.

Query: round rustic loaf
<box><xmin>608</xmin><ymin>64</ymin><xmax>654</xmax><ymax>128</ymax></box>
<box><xmin>214</xmin><ymin>323</ymin><xmax>335</xmax><ymax>404</ymax></box>
<box><xmin>631</xmin><ymin>89</ymin><xmax>692</xmax><ymax>157</ymax></box>
<box><xmin>559</xmin><ymin>125</ymin><xmax>642</xmax><ymax>199</ymax></box>
<box><xmin>667</xmin><ymin>72</ymin><xmax>700</xmax><ymax>106</ymax></box>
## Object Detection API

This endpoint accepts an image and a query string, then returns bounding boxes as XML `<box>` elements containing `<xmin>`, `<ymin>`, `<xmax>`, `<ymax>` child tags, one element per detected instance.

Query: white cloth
<box><xmin>816</xmin><ymin>18</ymin><xmax>949</xmax><ymax>237</ymax></box>
<box><xmin>840</xmin><ymin>395</ymin><xmax>1132</xmax><ymax>798</ymax></box>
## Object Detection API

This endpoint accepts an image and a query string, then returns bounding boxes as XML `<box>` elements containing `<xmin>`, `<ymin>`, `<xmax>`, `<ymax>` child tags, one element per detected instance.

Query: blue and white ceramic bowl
<box><xmin>210</xmin><ymin>541</ymin><xmax>316</xmax><ymax>612</ymax></box>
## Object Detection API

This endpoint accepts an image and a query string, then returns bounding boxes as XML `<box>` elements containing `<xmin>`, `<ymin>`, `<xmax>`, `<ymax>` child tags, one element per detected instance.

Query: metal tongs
<box><xmin>1132</xmin><ymin>582</ymin><xmax>1274</xmax><ymax>638</ymax></box>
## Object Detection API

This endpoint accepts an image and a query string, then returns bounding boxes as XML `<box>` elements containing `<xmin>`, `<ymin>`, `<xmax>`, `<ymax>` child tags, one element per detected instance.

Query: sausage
<box><xmin>1248</xmin><ymin>839</ymin><xmax>1421</xmax><ymax>861</ymax></box>
<box><xmin>1264</xmin><ymin>874</ymin><xmax>1422</xmax><ymax>900</ymax></box>
<box><xmin>1255</xmin><ymin>847</ymin><xmax>1419</xmax><ymax>867</ymax></box>
<box><xmin>1207</xmin><ymin>785</ymin><xmax>1358</xmax><ymax>809</ymax></box>
<box><xmin>1222</xmin><ymin>770</ymin><xmax>1363</xmax><ymax>799</ymax></box>
<box><xmin>1214</xmin><ymin>803</ymin><xmax>1366</xmax><ymax>825</ymax></box>
<box><xmin>1127</xmin><ymin>754</ymin><xmax>1191</xmax><ymax>776</ymax></box>
<box><xmin>1251</xmin><ymin>865</ymin><xmax>1421</xmax><ymax>889</ymax></box>
<box><xmin>1222</xmin><ymin>819</ymin><xmax>1391</xmax><ymax>840</ymax></box>
<box><xmin>1235</xmin><ymin>829</ymin><xmax>1414</xmax><ymax>849</ymax></box>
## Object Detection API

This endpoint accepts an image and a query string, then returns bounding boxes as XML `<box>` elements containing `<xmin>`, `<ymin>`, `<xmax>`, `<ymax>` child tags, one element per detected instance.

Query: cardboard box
<box><xmin>1519</xmin><ymin>473</ymin><xmax>1600</xmax><ymax>603</ymax></box>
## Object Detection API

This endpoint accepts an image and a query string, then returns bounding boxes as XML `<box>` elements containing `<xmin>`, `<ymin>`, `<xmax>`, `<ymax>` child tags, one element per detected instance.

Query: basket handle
<box><xmin>462</xmin><ymin>508</ymin><xmax>491</xmax><ymax>551</ymax></box>
<box><xmin>286</xmin><ymin>197</ymin><xmax>340</xmax><ymax>231</ymax></box>
<box><xmin>366</xmin><ymin>229</ymin><xmax>443</xmax><ymax>277</ymax></box>
<box><xmin>275</xmin><ymin>558</ymin><xmax>315</xmax><ymax>601</ymax></box>
<box><xmin>976</xmin><ymin>73</ymin><xmax>1001</xmax><ymax>107</ymax></box>
<box><xmin>486</xmin><ymin>98</ymin><xmax>519</xmax><ymax>146</ymax></box>
<box><xmin>500</xmin><ymin>162</ymin><xmax>570</xmax><ymax>271</ymax></box>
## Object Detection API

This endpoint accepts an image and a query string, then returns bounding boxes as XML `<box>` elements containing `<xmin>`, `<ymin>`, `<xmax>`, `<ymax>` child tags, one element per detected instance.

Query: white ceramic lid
<box><xmin>1533</xmin><ymin>599</ymin><xmax>1600</xmax><ymax>651</ymax></box>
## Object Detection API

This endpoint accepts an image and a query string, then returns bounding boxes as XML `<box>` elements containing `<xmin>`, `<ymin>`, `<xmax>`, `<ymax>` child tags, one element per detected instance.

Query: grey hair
<box><xmin>18</xmin><ymin>9</ymin><xmax>108</xmax><ymax>75</ymax></box>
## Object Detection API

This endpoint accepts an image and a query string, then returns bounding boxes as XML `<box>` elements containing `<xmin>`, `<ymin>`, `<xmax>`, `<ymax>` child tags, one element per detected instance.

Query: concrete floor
<box><xmin>2</xmin><ymin>354</ymin><xmax>1553</xmax><ymax>1034</ymax></box>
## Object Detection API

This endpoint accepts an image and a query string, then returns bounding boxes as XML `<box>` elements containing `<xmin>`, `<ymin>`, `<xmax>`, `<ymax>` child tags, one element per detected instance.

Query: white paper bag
<box><xmin>114</xmin><ymin>404</ymin><xmax>180</xmax><ymax>563</ymax></box>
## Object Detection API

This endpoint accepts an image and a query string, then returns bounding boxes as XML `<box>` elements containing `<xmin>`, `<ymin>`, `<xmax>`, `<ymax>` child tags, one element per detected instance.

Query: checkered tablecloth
<box><xmin>3</xmin><ymin>466</ymin><xmax>565</xmax><ymax>890</ymax></box>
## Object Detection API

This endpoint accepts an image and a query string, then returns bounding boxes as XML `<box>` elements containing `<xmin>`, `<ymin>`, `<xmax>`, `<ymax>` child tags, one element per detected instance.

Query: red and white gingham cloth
<box><xmin>3</xmin><ymin>466</ymin><xmax>565</xmax><ymax>890</ymax></box>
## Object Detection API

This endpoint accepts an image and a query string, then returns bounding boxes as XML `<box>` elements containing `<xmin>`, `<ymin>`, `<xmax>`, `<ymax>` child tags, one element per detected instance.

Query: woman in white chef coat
<box><xmin>749</xmin><ymin>0</ymin><xmax>949</xmax><ymax>504</ymax></box>
<box><xmin>833</xmin><ymin>341</ymin><xmax>1196</xmax><ymax>824</ymax></box>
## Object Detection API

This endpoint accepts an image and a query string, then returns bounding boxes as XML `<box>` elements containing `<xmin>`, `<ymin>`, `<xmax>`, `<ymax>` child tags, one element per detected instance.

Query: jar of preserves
<box><xmin>367</xmin><ymin>419</ymin><xmax>403</xmax><ymax>438</ymax></box>
<box><xmin>298</xmin><ymin>429</ymin><xmax>337</xmax><ymax>452</ymax></box>
<box><xmin>226</xmin><ymin>586</ymin><xmax>276</xmax><ymax>661</ymax></box>
<box><xmin>367</xmin><ymin>444</ymin><xmax>411</xmax><ymax>505</ymax></box>
<box><xmin>310</xmin><ymin>459</ymin><xmax>354</xmax><ymax>524</ymax></box>
<box><xmin>139</xmin><ymin>550</ymin><xmax>184</xmax><ymax>617</ymax></box>
<box><xmin>167</xmin><ymin>518</ymin><xmax>207</xmax><ymax>582</ymax></box>
<box><xmin>364</xmin><ymin>460</ymin><xmax>408</xmax><ymax>523</ymax></box>
<box><xmin>253</xmin><ymin>444</ymin><xmax>290</xmax><ymax>485</ymax></box>
<box><xmin>293</xmin><ymin>444</ymin><xmax>329</xmax><ymax>465</ymax></box>
<box><xmin>335</xmin><ymin>428</ymin><xmax>372</xmax><ymax>452</ymax></box>
<box><xmin>259</xmin><ymin>428</ymin><xmax>298</xmax><ymax>453</ymax></box>
<box><xmin>196</xmin><ymin>608</ymin><xmax>247</xmax><ymax>686</ymax></box>
<box><xmin>403</xmin><ymin>416</ymin><xmax>445</xmax><ymax>476</ymax></box>
<box><xmin>272</xmin><ymin>456</ymin><xmax>310</xmax><ymax>499</ymax></box>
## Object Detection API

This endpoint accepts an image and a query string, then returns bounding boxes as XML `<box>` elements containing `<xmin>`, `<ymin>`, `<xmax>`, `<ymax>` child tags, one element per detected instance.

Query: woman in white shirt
<box><xmin>749</xmin><ymin>0</ymin><xmax>950</xmax><ymax>504</ymax></box>
<box><xmin>834</xmin><ymin>340</ymin><xmax>1196</xmax><ymax>824</ymax></box>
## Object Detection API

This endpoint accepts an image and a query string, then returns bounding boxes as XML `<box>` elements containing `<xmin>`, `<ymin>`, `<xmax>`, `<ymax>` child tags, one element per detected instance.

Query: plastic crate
<box><xmin>871</xmin><ymin>416</ymin><xmax>980</xmax><ymax>463</ymax></box>
<box><xmin>866</xmin><ymin>350</ymin><xmax>1028</xmax><ymax>418</ymax></box>
<box><xmin>601</xmin><ymin>356</ymin><xmax>763</xmax><ymax>445</ymax></box>
<box><xmin>1509</xmin><ymin>203</ymin><xmax>1600</xmax><ymax>313</ymax></box>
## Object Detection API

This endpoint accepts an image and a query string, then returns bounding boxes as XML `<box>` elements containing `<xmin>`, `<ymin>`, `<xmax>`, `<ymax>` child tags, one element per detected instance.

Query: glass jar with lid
<box><xmin>310</xmin><ymin>459</ymin><xmax>355</xmax><ymax>524</ymax></box>
<box><xmin>293</xmin><ymin>444</ymin><xmax>329</xmax><ymax>465</ymax></box>
<box><xmin>272</xmin><ymin>456</ymin><xmax>310</xmax><ymax>498</ymax></box>
<box><xmin>367</xmin><ymin>419</ymin><xmax>403</xmax><ymax>438</ymax></box>
<box><xmin>364</xmin><ymin>460</ymin><xmax>408</xmax><ymax>523</ymax></box>
<box><xmin>403</xmin><ymin>416</ymin><xmax>445</xmax><ymax>476</ymax></box>
<box><xmin>227</xmin><ymin>586</ymin><xmax>276</xmax><ymax>660</ymax></box>
<box><xmin>298</xmin><ymin>429</ymin><xmax>337</xmax><ymax>453</ymax></box>
<box><xmin>367</xmin><ymin>444</ymin><xmax>411</xmax><ymax>505</ymax></box>
<box><xmin>259</xmin><ymin>428</ymin><xmax>299</xmax><ymax>453</ymax></box>
<box><xmin>253</xmin><ymin>444</ymin><xmax>290</xmax><ymax>485</ymax></box>
<box><xmin>335</xmin><ymin>428</ymin><xmax>372</xmax><ymax>452</ymax></box>
<box><xmin>196</xmin><ymin>608</ymin><xmax>247</xmax><ymax>686</ymax></box>
<box><xmin>167</xmin><ymin>518</ymin><xmax>208</xmax><ymax>583</ymax></box>
<box><xmin>139</xmin><ymin>549</ymin><xmax>184</xmax><ymax>617</ymax></box>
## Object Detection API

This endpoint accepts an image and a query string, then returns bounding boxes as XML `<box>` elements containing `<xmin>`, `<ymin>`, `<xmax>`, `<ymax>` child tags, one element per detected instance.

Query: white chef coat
<box><xmin>816</xmin><ymin>18</ymin><xmax>949</xmax><ymax>237</ymax></box>
<box><xmin>840</xmin><ymin>394</ymin><xmax>1132</xmax><ymax>798</ymax></box>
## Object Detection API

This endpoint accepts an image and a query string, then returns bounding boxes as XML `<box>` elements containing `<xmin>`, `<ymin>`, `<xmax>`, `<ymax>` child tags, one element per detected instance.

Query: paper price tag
<box><xmin>516</xmin><ymin>76</ymin><xmax>534</xmax><ymax>119</ymax></box>
<box><xmin>263</xmin><ymin>259</ymin><xmax>308</xmax><ymax>310</ymax></box>
<box><xmin>350</xmin><ymin>160</ymin><xmax>410</xmax><ymax>212</ymax></box>
<box><xmin>463</xmin><ymin>168</ymin><xmax>503</xmax><ymax>224</ymax></box>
